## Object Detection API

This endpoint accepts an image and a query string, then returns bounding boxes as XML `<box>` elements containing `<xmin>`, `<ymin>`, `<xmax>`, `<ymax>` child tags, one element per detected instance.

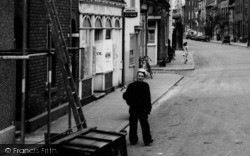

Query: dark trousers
<box><xmin>129</xmin><ymin>113</ymin><xmax>152</xmax><ymax>144</ymax></box>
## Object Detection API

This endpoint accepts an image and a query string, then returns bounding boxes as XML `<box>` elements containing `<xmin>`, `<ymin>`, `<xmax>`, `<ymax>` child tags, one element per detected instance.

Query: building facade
<box><xmin>184</xmin><ymin>0</ymin><xmax>199</xmax><ymax>31</ymax></box>
<box><xmin>234</xmin><ymin>0</ymin><xmax>248</xmax><ymax>42</ymax></box>
<box><xmin>228</xmin><ymin>0</ymin><xmax>235</xmax><ymax>41</ymax></box>
<box><xmin>22</xmin><ymin>0</ymin><xmax>81</xmax><ymax>133</ymax></box>
<box><xmin>0</xmin><ymin>0</ymin><xmax>16</xmax><ymax>144</ymax></box>
<box><xmin>184</xmin><ymin>0</ymin><xmax>249</xmax><ymax>44</ymax></box>
<box><xmin>0</xmin><ymin>0</ymin><xmax>125</xmax><ymax>139</ymax></box>
<box><xmin>123</xmin><ymin>0</ymin><xmax>141</xmax><ymax>83</ymax></box>
<box><xmin>147</xmin><ymin>0</ymin><xmax>171</xmax><ymax>66</ymax></box>
<box><xmin>78</xmin><ymin>0</ymin><xmax>124</xmax><ymax>96</ymax></box>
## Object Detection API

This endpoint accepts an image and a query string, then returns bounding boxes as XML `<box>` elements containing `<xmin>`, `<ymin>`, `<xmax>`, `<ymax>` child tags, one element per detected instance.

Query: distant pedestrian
<box><xmin>183</xmin><ymin>42</ymin><xmax>189</xmax><ymax>64</ymax></box>
<box><xmin>123</xmin><ymin>70</ymin><xmax>153</xmax><ymax>146</ymax></box>
<box><xmin>168</xmin><ymin>39</ymin><xmax>175</xmax><ymax>62</ymax></box>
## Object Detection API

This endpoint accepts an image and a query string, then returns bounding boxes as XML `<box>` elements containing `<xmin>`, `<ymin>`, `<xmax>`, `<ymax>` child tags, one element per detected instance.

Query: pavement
<box><xmin>151</xmin><ymin>50</ymin><xmax>195</xmax><ymax>72</ymax></box>
<box><xmin>210</xmin><ymin>39</ymin><xmax>249</xmax><ymax>48</ymax></box>
<box><xmin>19</xmin><ymin>49</ymin><xmax>195</xmax><ymax>144</ymax></box>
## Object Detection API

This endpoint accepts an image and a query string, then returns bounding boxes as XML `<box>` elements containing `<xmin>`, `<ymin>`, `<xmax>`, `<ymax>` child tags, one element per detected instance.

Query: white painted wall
<box><xmin>169</xmin><ymin>0</ymin><xmax>174</xmax><ymax>42</ymax></box>
<box><xmin>124</xmin><ymin>0</ymin><xmax>141</xmax><ymax>83</ymax></box>
<box><xmin>79</xmin><ymin>2</ymin><xmax>123</xmax><ymax>92</ymax></box>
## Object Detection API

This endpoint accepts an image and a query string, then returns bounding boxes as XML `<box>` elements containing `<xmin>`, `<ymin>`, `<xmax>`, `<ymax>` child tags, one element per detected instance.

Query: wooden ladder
<box><xmin>42</xmin><ymin>0</ymin><xmax>87</xmax><ymax>130</ymax></box>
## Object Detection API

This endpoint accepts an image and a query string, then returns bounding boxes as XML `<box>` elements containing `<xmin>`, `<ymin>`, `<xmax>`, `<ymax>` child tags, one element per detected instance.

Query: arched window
<box><xmin>83</xmin><ymin>17</ymin><xmax>91</xmax><ymax>28</ymax></box>
<box><xmin>115</xmin><ymin>19</ymin><xmax>120</xmax><ymax>28</ymax></box>
<box><xmin>106</xmin><ymin>19</ymin><xmax>112</xmax><ymax>28</ymax></box>
<box><xmin>95</xmin><ymin>17</ymin><xmax>102</xmax><ymax>28</ymax></box>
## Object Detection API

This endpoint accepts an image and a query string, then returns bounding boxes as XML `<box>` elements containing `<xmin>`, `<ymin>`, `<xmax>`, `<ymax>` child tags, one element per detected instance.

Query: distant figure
<box><xmin>123</xmin><ymin>70</ymin><xmax>153</xmax><ymax>146</ymax></box>
<box><xmin>168</xmin><ymin>39</ymin><xmax>175</xmax><ymax>62</ymax></box>
<box><xmin>183</xmin><ymin>42</ymin><xmax>189</xmax><ymax>64</ymax></box>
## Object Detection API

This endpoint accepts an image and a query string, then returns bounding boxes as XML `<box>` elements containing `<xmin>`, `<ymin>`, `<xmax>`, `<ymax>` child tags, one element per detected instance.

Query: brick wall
<box><xmin>26</xmin><ymin>0</ymin><xmax>80</xmax><ymax>121</ymax></box>
<box><xmin>0</xmin><ymin>0</ymin><xmax>15</xmax><ymax>130</ymax></box>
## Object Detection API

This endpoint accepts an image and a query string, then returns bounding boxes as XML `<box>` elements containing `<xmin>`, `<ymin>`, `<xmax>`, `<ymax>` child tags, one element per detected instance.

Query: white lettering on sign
<box><xmin>79</xmin><ymin>3</ymin><xmax>122</xmax><ymax>16</ymax></box>
<box><xmin>124</xmin><ymin>8</ymin><xmax>138</xmax><ymax>18</ymax></box>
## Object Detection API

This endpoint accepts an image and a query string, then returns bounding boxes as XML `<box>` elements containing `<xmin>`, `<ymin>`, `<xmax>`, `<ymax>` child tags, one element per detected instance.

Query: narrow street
<box><xmin>127</xmin><ymin>40</ymin><xmax>250</xmax><ymax>156</ymax></box>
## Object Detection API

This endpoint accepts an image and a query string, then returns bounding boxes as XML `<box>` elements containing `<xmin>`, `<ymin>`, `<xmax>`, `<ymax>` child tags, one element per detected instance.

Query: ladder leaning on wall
<box><xmin>42</xmin><ymin>0</ymin><xmax>87</xmax><ymax>130</ymax></box>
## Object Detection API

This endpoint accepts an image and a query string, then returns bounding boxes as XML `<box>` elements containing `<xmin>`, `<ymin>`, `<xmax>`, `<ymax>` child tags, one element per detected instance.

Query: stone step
<box><xmin>93</xmin><ymin>92</ymin><xmax>106</xmax><ymax>100</ymax></box>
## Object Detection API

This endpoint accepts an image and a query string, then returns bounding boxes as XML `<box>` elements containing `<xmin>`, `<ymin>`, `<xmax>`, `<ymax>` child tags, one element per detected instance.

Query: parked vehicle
<box><xmin>186</xmin><ymin>33</ymin><xmax>192</xmax><ymax>39</ymax></box>
<box><xmin>222</xmin><ymin>36</ymin><xmax>230</xmax><ymax>44</ymax></box>
<box><xmin>185</xmin><ymin>30</ymin><xmax>197</xmax><ymax>39</ymax></box>
<box><xmin>190</xmin><ymin>34</ymin><xmax>198</xmax><ymax>40</ymax></box>
<box><xmin>196</xmin><ymin>34</ymin><xmax>207</xmax><ymax>42</ymax></box>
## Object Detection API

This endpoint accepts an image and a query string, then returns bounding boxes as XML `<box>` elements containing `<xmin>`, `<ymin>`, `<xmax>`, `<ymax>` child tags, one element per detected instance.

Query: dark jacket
<box><xmin>123</xmin><ymin>81</ymin><xmax>152</xmax><ymax>115</ymax></box>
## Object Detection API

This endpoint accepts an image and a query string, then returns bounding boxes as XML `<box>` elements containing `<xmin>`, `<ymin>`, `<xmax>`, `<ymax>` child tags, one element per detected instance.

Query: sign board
<box><xmin>124</xmin><ymin>8</ymin><xmax>138</xmax><ymax>18</ymax></box>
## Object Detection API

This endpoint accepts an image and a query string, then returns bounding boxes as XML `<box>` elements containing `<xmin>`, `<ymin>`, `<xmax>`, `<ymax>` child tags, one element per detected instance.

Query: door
<box><xmin>147</xmin><ymin>21</ymin><xmax>157</xmax><ymax>65</ymax></box>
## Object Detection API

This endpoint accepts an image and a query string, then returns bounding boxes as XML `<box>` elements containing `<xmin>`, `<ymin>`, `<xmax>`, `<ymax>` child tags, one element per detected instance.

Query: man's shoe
<box><xmin>144</xmin><ymin>139</ymin><xmax>153</xmax><ymax>146</ymax></box>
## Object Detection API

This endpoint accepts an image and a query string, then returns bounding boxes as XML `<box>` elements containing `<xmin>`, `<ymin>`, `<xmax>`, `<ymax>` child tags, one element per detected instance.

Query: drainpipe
<box><xmin>122</xmin><ymin>6</ymin><xmax>125</xmax><ymax>86</ymax></box>
<box><xmin>248</xmin><ymin>0</ymin><xmax>250</xmax><ymax>47</ymax></box>
<box><xmin>145</xmin><ymin>11</ymin><xmax>148</xmax><ymax>56</ymax></box>
<box><xmin>21</xmin><ymin>0</ymin><xmax>28</xmax><ymax>144</ymax></box>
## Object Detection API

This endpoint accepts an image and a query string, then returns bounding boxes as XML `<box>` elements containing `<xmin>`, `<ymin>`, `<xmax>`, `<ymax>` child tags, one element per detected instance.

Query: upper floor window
<box><xmin>83</xmin><ymin>17</ymin><xmax>91</xmax><ymax>28</ymax></box>
<box><xmin>105</xmin><ymin>19</ymin><xmax>112</xmax><ymax>39</ymax></box>
<box><xmin>115</xmin><ymin>19</ymin><xmax>120</xmax><ymax>28</ymax></box>
<box><xmin>95</xmin><ymin>18</ymin><xmax>103</xmax><ymax>41</ymax></box>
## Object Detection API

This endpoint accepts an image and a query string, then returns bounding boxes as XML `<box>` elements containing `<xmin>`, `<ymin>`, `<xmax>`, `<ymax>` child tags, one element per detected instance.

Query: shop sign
<box><xmin>124</xmin><ymin>8</ymin><xmax>138</xmax><ymax>18</ymax></box>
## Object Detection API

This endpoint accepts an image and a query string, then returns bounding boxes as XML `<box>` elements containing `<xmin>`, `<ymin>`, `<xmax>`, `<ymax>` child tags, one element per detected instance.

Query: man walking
<box><xmin>123</xmin><ymin>70</ymin><xmax>153</xmax><ymax>146</ymax></box>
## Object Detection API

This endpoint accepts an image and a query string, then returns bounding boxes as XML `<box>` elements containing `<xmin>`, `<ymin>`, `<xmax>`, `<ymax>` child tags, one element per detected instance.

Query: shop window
<box><xmin>95</xmin><ymin>17</ymin><xmax>103</xmax><ymax>41</ymax></box>
<box><xmin>106</xmin><ymin>29</ymin><xmax>112</xmax><ymax>39</ymax></box>
<box><xmin>95</xmin><ymin>29</ymin><xmax>103</xmax><ymax>41</ymax></box>
<box><xmin>105</xmin><ymin>19</ymin><xmax>112</xmax><ymax>39</ymax></box>
<box><xmin>81</xmin><ymin>29</ymin><xmax>92</xmax><ymax>79</ymax></box>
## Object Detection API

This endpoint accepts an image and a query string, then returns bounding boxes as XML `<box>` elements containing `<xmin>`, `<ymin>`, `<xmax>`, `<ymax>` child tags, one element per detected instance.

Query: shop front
<box><xmin>79</xmin><ymin>1</ymin><xmax>124</xmax><ymax>100</ymax></box>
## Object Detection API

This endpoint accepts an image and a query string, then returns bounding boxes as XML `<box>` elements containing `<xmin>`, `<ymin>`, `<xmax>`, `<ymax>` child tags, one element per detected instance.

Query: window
<box><xmin>95</xmin><ymin>18</ymin><xmax>103</xmax><ymax>41</ymax></box>
<box><xmin>148</xmin><ymin>29</ymin><xmax>155</xmax><ymax>44</ymax></box>
<box><xmin>148</xmin><ymin>21</ymin><xmax>156</xmax><ymax>28</ymax></box>
<box><xmin>105</xmin><ymin>19</ymin><xmax>112</xmax><ymax>39</ymax></box>
<box><xmin>83</xmin><ymin>18</ymin><xmax>91</xmax><ymax>27</ymax></box>
<box><xmin>95</xmin><ymin>29</ymin><xmax>102</xmax><ymax>41</ymax></box>
<box><xmin>148</xmin><ymin>21</ymin><xmax>156</xmax><ymax>44</ymax></box>
<box><xmin>115</xmin><ymin>20</ymin><xmax>120</xmax><ymax>28</ymax></box>
<box><xmin>106</xmin><ymin>29</ymin><xmax>111</xmax><ymax>39</ymax></box>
